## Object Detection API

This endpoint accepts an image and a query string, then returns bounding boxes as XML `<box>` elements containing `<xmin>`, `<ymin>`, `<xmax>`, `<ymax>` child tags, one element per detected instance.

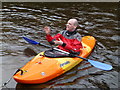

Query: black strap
<box><xmin>14</xmin><ymin>69</ymin><xmax>24</xmax><ymax>75</ymax></box>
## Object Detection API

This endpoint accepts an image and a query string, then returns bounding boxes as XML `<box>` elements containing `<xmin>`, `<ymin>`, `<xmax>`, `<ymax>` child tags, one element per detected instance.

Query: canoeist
<box><xmin>43</xmin><ymin>19</ymin><xmax>83</xmax><ymax>57</ymax></box>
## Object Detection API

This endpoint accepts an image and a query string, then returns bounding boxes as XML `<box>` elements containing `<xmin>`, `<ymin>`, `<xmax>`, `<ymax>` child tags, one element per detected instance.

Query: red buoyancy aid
<box><xmin>46</xmin><ymin>30</ymin><xmax>83</xmax><ymax>54</ymax></box>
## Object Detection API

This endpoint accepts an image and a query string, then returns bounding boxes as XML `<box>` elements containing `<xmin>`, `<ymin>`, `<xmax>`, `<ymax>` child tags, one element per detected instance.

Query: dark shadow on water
<box><xmin>23</xmin><ymin>47</ymin><xmax>37</xmax><ymax>57</ymax></box>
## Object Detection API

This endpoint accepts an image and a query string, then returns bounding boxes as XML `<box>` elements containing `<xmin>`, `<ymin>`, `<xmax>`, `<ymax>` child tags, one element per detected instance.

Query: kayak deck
<box><xmin>13</xmin><ymin>36</ymin><xmax>96</xmax><ymax>84</ymax></box>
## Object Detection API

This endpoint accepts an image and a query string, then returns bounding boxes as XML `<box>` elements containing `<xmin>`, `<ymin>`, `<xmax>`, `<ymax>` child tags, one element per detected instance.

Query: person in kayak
<box><xmin>43</xmin><ymin>19</ymin><xmax>83</xmax><ymax>57</ymax></box>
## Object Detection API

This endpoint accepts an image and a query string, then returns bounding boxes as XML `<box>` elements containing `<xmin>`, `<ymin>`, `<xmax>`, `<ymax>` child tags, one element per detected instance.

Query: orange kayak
<box><xmin>13</xmin><ymin>36</ymin><xmax>96</xmax><ymax>84</ymax></box>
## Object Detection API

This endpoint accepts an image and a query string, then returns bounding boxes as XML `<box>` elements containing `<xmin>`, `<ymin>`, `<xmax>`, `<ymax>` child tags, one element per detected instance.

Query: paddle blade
<box><xmin>22</xmin><ymin>37</ymin><xmax>39</xmax><ymax>45</ymax></box>
<box><xmin>88</xmin><ymin>59</ymin><xmax>113</xmax><ymax>70</ymax></box>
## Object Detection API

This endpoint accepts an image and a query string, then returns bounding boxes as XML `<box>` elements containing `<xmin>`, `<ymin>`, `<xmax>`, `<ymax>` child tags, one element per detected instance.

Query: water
<box><xmin>1</xmin><ymin>2</ymin><xmax>119</xmax><ymax>89</ymax></box>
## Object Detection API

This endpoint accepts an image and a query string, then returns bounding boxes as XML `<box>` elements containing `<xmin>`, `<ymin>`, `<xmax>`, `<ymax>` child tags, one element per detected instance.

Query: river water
<box><xmin>1</xmin><ymin>2</ymin><xmax>119</xmax><ymax>89</ymax></box>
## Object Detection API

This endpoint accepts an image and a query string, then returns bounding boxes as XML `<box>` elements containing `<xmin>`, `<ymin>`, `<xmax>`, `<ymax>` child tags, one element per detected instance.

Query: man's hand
<box><xmin>43</xmin><ymin>26</ymin><xmax>51</xmax><ymax>35</ymax></box>
<box><xmin>54</xmin><ymin>38</ymin><xmax>63</xmax><ymax>45</ymax></box>
<box><xmin>54</xmin><ymin>40</ymin><xmax>63</xmax><ymax>45</ymax></box>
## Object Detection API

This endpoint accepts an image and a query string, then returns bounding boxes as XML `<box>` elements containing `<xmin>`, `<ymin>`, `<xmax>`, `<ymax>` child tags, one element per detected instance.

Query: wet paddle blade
<box><xmin>88</xmin><ymin>59</ymin><xmax>113</xmax><ymax>70</ymax></box>
<box><xmin>23</xmin><ymin>37</ymin><xmax>51</xmax><ymax>48</ymax></box>
<box><xmin>22</xmin><ymin>37</ymin><xmax>39</xmax><ymax>45</ymax></box>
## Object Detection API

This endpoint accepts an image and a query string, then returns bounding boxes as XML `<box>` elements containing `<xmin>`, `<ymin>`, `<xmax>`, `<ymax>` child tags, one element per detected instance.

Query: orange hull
<box><xmin>13</xmin><ymin>36</ymin><xmax>96</xmax><ymax>84</ymax></box>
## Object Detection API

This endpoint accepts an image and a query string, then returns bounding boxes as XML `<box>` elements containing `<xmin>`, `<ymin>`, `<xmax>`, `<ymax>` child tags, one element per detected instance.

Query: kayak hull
<box><xmin>13</xmin><ymin>36</ymin><xmax>96</xmax><ymax>84</ymax></box>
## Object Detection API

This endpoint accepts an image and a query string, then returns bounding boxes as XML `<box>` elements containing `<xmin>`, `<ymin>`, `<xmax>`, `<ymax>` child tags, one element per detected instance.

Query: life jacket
<box><xmin>46</xmin><ymin>30</ymin><xmax>83</xmax><ymax>54</ymax></box>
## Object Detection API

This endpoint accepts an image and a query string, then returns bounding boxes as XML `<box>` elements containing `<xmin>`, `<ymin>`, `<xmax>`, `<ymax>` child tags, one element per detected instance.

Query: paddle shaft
<box><xmin>22</xmin><ymin>36</ymin><xmax>113</xmax><ymax>70</ymax></box>
<box><xmin>53</xmin><ymin>48</ymin><xmax>113</xmax><ymax>71</ymax></box>
<box><xmin>38</xmin><ymin>43</ymin><xmax>88</xmax><ymax>61</ymax></box>
<box><xmin>39</xmin><ymin>43</ymin><xmax>51</xmax><ymax>48</ymax></box>
<box><xmin>53</xmin><ymin>48</ymin><xmax>88</xmax><ymax>60</ymax></box>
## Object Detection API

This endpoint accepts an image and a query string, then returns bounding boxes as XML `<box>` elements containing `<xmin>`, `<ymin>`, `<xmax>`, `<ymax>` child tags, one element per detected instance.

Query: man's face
<box><xmin>66</xmin><ymin>20</ymin><xmax>76</xmax><ymax>31</ymax></box>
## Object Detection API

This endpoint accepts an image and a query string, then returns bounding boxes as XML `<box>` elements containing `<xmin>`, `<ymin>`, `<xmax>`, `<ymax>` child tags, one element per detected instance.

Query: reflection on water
<box><xmin>1</xmin><ymin>2</ymin><xmax>119</xmax><ymax>89</ymax></box>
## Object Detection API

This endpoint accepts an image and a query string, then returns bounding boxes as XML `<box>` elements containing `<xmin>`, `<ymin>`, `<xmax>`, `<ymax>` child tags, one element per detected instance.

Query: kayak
<box><xmin>13</xmin><ymin>36</ymin><xmax>96</xmax><ymax>84</ymax></box>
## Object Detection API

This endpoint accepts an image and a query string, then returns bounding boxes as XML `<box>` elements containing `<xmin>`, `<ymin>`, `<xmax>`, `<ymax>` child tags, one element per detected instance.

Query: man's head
<box><xmin>66</xmin><ymin>19</ymin><xmax>78</xmax><ymax>32</ymax></box>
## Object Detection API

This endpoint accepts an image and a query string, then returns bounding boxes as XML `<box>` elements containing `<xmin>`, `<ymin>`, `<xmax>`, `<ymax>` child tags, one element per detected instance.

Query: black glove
<box><xmin>69</xmin><ymin>53</ymin><xmax>76</xmax><ymax>57</ymax></box>
<box><xmin>69</xmin><ymin>50</ymin><xmax>80</xmax><ymax>57</ymax></box>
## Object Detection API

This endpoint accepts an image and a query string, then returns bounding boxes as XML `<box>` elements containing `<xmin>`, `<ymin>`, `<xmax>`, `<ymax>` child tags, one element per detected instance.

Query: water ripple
<box><xmin>2</xmin><ymin>2</ymin><xmax>118</xmax><ymax>89</ymax></box>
